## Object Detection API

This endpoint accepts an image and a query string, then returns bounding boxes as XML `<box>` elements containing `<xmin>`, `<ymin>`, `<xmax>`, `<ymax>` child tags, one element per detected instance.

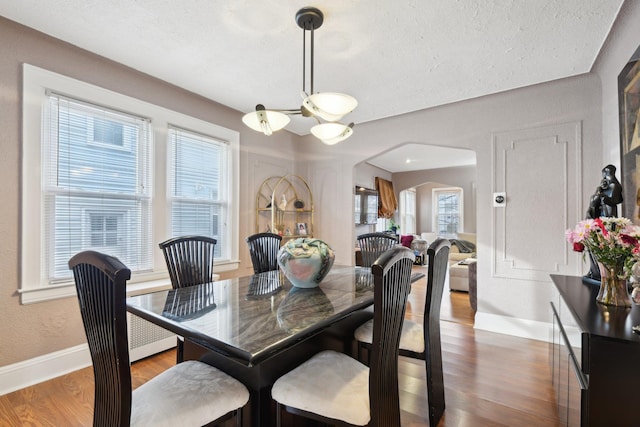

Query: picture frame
<box><xmin>619</xmin><ymin>44</ymin><xmax>640</xmax><ymax>225</ymax></box>
<box><xmin>296</xmin><ymin>222</ymin><xmax>308</xmax><ymax>235</ymax></box>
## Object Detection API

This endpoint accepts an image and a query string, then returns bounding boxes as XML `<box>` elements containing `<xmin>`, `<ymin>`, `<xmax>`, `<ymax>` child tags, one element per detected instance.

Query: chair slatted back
<box><xmin>421</xmin><ymin>238</ymin><xmax>451</xmax><ymax>426</ymax></box>
<box><xmin>159</xmin><ymin>235</ymin><xmax>217</xmax><ymax>289</ymax></box>
<box><xmin>357</xmin><ymin>232</ymin><xmax>399</xmax><ymax>267</ymax></box>
<box><xmin>369</xmin><ymin>246</ymin><xmax>415</xmax><ymax>427</ymax></box>
<box><xmin>246</xmin><ymin>232</ymin><xmax>282</xmax><ymax>274</ymax></box>
<box><xmin>69</xmin><ymin>251</ymin><xmax>132</xmax><ymax>427</ymax></box>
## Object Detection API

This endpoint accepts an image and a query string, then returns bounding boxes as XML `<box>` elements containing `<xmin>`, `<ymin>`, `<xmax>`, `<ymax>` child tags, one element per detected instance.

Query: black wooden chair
<box><xmin>354</xmin><ymin>238</ymin><xmax>451</xmax><ymax>427</ymax></box>
<box><xmin>159</xmin><ymin>235</ymin><xmax>217</xmax><ymax>289</ymax></box>
<box><xmin>159</xmin><ymin>235</ymin><xmax>217</xmax><ymax>362</ymax></box>
<box><xmin>356</xmin><ymin>232</ymin><xmax>399</xmax><ymax>267</ymax></box>
<box><xmin>271</xmin><ymin>246</ymin><xmax>415</xmax><ymax>426</ymax></box>
<box><xmin>69</xmin><ymin>250</ymin><xmax>249</xmax><ymax>427</ymax></box>
<box><xmin>246</xmin><ymin>232</ymin><xmax>282</xmax><ymax>274</ymax></box>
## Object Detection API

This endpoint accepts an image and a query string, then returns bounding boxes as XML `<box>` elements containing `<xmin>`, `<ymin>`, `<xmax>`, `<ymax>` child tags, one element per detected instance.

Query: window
<box><xmin>432</xmin><ymin>187</ymin><xmax>463</xmax><ymax>238</ymax></box>
<box><xmin>88</xmin><ymin>212</ymin><xmax>122</xmax><ymax>248</ymax></box>
<box><xmin>168</xmin><ymin>126</ymin><xmax>228</xmax><ymax>259</ymax></box>
<box><xmin>43</xmin><ymin>94</ymin><xmax>152</xmax><ymax>282</ymax></box>
<box><xmin>375</xmin><ymin>218</ymin><xmax>389</xmax><ymax>233</ymax></box>
<box><xmin>354</xmin><ymin>187</ymin><xmax>378</xmax><ymax>225</ymax></box>
<box><xmin>399</xmin><ymin>188</ymin><xmax>416</xmax><ymax>234</ymax></box>
<box><xmin>21</xmin><ymin>64</ymin><xmax>239</xmax><ymax>303</ymax></box>
<box><xmin>92</xmin><ymin>117</ymin><xmax>125</xmax><ymax>147</ymax></box>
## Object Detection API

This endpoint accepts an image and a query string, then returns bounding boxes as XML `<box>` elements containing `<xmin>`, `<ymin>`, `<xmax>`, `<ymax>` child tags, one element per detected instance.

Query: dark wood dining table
<box><xmin>126</xmin><ymin>265</ymin><xmax>424</xmax><ymax>426</ymax></box>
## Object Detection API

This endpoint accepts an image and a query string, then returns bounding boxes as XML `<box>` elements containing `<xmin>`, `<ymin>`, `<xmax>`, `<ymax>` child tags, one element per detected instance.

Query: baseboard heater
<box><xmin>127</xmin><ymin>312</ymin><xmax>176</xmax><ymax>362</ymax></box>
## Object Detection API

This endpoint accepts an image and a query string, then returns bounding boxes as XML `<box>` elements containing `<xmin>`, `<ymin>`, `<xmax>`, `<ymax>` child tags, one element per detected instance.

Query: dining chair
<box><xmin>159</xmin><ymin>235</ymin><xmax>217</xmax><ymax>363</ymax></box>
<box><xmin>271</xmin><ymin>246</ymin><xmax>415</xmax><ymax>427</ymax></box>
<box><xmin>159</xmin><ymin>235</ymin><xmax>217</xmax><ymax>289</ymax></box>
<box><xmin>68</xmin><ymin>250</ymin><xmax>249</xmax><ymax>427</ymax></box>
<box><xmin>246</xmin><ymin>232</ymin><xmax>282</xmax><ymax>274</ymax></box>
<box><xmin>354</xmin><ymin>238</ymin><xmax>451</xmax><ymax>427</ymax></box>
<box><xmin>356</xmin><ymin>232</ymin><xmax>399</xmax><ymax>267</ymax></box>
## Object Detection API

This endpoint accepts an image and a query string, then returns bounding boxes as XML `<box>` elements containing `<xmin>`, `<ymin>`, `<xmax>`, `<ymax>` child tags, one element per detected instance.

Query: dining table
<box><xmin>126</xmin><ymin>265</ymin><xmax>424</xmax><ymax>426</ymax></box>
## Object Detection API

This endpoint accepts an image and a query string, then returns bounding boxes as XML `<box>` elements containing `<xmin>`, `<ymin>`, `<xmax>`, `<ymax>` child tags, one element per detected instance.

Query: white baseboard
<box><xmin>0</xmin><ymin>344</ymin><xmax>91</xmax><ymax>396</ymax></box>
<box><xmin>474</xmin><ymin>312</ymin><xmax>553</xmax><ymax>343</ymax></box>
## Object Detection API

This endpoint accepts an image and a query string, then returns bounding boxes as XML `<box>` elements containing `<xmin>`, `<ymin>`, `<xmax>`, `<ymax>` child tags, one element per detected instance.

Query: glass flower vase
<box><xmin>596</xmin><ymin>263</ymin><xmax>632</xmax><ymax>307</ymax></box>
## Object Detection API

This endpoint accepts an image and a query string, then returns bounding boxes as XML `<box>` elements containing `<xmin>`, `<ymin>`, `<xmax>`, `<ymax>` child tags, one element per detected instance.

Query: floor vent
<box><xmin>127</xmin><ymin>312</ymin><xmax>176</xmax><ymax>361</ymax></box>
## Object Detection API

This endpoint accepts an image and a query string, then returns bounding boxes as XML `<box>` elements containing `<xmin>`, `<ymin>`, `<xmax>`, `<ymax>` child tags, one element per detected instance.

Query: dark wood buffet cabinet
<box><xmin>550</xmin><ymin>275</ymin><xmax>640</xmax><ymax>427</ymax></box>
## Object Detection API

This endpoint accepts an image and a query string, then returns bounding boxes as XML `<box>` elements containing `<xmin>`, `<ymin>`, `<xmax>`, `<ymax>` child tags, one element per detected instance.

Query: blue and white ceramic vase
<box><xmin>277</xmin><ymin>238</ymin><xmax>335</xmax><ymax>288</ymax></box>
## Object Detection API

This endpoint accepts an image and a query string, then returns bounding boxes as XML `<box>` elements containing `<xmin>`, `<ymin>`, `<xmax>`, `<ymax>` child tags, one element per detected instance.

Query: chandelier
<box><xmin>242</xmin><ymin>7</ymin><xmax>357</xmax><ymax>145</ymax></box>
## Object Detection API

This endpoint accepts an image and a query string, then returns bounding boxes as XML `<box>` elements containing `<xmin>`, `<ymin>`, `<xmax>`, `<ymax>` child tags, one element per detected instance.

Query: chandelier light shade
<box><xmin>241</xmin><ymin>104</ymin><xmax>290</xmax><ymax>136</ymax></box>
<box><xmin>310</xmin><ymin>122</ymin><xmax>354</xmax><ymax>145</ymax></box>
<box><xmin>242</xmin><ymin>7</ymin><xmax>357</xmax><ymax>145</ymax></box>
<box><xmin>303</xmin><ymin>93</ymin><xmax>358</xmax><ymax>122</ymax></box>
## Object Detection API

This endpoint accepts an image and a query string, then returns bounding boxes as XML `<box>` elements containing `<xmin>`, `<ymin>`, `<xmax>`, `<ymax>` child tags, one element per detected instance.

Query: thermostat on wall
<box><xmin>493</xmin><ymin>192</ymin><xmax>506</xmax><ymax>207</ymax></box>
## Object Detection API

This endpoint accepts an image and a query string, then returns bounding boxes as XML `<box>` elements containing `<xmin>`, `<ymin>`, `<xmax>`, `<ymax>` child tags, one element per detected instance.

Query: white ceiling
<box><xmin>0</xmin><ymin>0</ymin><xmax>624</xmax><ymax>172</ymax></box>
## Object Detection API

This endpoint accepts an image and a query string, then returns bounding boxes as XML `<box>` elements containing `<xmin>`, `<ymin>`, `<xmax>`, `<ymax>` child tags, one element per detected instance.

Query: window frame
<box><xmin>432</xmin><ymin>187</ymin><xmax>464</xmax><ymax>238</ymax></box>
<box><xmin>399</xmin><ymin>188</ymin><xmax>416</xmax><ymax>235</ymax></box>
<box><xmin>21</xmin><ymin>64</ymin><xmax>239</xmax><ymax>304</ymax></box>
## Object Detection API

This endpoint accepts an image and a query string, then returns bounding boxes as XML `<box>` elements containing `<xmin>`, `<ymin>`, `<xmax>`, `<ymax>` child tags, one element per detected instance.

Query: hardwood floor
<box><xmin>0</xmin><ymin>268</ymin><xmax>560</xmax><ymax>426</ymax></box>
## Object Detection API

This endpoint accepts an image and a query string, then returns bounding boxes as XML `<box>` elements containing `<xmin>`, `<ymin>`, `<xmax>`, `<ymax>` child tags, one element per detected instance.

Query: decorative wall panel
<box><xmin>492</xmin><ymin>122</ymin><xmax>582</xmax><ymax>281</ymax></box>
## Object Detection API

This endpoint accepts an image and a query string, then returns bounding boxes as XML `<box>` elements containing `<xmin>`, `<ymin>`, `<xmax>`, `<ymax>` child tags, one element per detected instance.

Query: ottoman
<box><xmin>449</xmin><ymin>259</ymin><xmax>476</xmax><ymax>292</ymax></box>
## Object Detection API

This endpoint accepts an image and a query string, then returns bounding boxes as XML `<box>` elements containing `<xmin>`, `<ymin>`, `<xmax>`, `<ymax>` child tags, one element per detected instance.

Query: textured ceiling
<box><xmin>0</xmin><ymin>0</ymin><xmax>624</xmax><ymax>171</ymax></box>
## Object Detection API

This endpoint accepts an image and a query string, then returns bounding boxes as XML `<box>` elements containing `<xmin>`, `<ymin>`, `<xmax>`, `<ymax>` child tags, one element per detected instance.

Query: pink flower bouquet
<box><xmin>565</xmin><ymin>217</ymin><xmax>640</xmax><ymax>274</ymax></box>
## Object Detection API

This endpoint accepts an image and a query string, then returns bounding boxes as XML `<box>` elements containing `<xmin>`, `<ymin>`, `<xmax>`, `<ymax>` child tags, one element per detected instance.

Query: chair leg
<box><xmin>176</xmin><ymin>337</ymin><xmax>184</xmax><ymax>364</ymax></box>
<box><xmin>235</xmin><ymin>407</ymin><xmax>242</xmax><ymax>427</ymax></box>
<box><xmin>276</xmin><ymin>402</ymin><xmax>282</xmax><ymax>427</ymax></box>
<box><xmin>425</xmin><ymin>328</ymin><xmax>445</xmax><ymax>426</ymax></box>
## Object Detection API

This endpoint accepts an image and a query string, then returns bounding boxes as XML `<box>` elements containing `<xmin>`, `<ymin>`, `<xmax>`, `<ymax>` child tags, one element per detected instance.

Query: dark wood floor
<box><xmin>0</xmin><ymin>267</ymin><xmax>560</xmax><ymax>426</ymax></box>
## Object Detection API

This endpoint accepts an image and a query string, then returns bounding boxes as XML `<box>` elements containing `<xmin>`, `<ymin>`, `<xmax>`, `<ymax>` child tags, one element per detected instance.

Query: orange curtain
<box><xmin>375</xmin><ymin>177</ymin><xmax>397</xmax><ymax>219</ymax></box>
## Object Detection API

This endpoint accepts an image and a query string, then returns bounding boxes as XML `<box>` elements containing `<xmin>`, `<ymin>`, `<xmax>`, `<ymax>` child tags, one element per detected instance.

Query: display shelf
<box><xmin>255</xmin><ymin>175</ymin><xmax>314</xmax><ymax>239</ymax></box>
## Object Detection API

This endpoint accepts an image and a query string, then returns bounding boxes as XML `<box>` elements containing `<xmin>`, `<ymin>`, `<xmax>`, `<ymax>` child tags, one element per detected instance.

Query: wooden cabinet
<box><xmin>550</xmin><ymin>275</ymin><xmax>640</xmax><ymax>427</ymax></box>
<box><xmin>255</xmin><ymin>175</ymin><xmax>314</xmax><ymax>238</ymax></box>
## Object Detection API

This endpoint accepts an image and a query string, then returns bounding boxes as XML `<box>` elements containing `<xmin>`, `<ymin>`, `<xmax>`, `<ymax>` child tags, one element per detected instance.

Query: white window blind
<box><xmin>399</xmin><ymin>188</ymin><xmax>416</xmax><ymax>234</ymax></box>
<box><xmin>43</xmin><ymin>93</ymin><xmax>152</xmax><ymax>283</ymax></box>
<box><xmin>167</xmin><ymin>126</ymin><xmax>229</xmax><ymax>260</ymax></box>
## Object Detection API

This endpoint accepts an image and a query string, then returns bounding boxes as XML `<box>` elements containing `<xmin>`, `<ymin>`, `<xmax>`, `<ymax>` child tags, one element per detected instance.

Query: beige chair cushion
<box><xmin>131</xmin><ymin>360</ymin><xmax>249</xmax><ymax>427</ymax></box>
<box><xmin>271</xmin><ymin>350</ymin><xmax>370</xmax><ymax>426</ymax></box>
<box><xmin>354</xmin><ymin>318</ymin><xmax>424</xmax><ymax>353</ymax></box>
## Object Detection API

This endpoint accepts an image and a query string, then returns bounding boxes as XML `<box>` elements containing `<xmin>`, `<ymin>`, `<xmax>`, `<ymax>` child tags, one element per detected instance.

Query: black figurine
<box><xmin>584</xmin><ymin>164</ymin><xmax>623</xmax><ymax>284</ymax></box>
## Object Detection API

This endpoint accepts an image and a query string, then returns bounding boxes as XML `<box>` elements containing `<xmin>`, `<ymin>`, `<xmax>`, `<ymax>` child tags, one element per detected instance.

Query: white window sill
<box><xmin>19</xmin><ymin>263</ymin><xmax>234</xmax><ymax>304</ymax></box>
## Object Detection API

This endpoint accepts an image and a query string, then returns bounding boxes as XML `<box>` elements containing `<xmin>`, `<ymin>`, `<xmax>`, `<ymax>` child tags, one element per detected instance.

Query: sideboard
<box><xmin>550</xmin><ymin>275</ymin><xmax>640</xmax><ymax>427</ymax></box>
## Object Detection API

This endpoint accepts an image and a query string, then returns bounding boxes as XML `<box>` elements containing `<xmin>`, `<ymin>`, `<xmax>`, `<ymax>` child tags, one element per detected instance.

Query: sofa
<box><xmin>448</xmin><ymin>233</ymin><xmax>476</xmax><ymax>292</ymax></box>
<box><xmin>449</xmin><ymin>232</ymin><xmax>476</xmax><ymax>262</ymax></box>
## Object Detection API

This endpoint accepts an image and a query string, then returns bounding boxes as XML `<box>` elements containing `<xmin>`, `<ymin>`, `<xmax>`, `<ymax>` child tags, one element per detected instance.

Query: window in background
<box><xmin>399</xmin><ymin>188</ymin><xmax>416</xmax><ymax>235</ymax></box>
<box><xmin>433</xmin><ymin>187</ymin><xmax>464</xmax><ymax>238</ymax></box>
<box><xmin>375</xmin><ymin>217</ymin><xmax>389</xmax><ymax>233</ymax></box>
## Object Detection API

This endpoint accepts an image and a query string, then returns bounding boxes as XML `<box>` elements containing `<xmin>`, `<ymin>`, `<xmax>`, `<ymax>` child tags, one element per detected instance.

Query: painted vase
<box><xmin>277</xmin><ymin>238</ymin><xmax>335</xmax><ymax>288</ymax></box>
